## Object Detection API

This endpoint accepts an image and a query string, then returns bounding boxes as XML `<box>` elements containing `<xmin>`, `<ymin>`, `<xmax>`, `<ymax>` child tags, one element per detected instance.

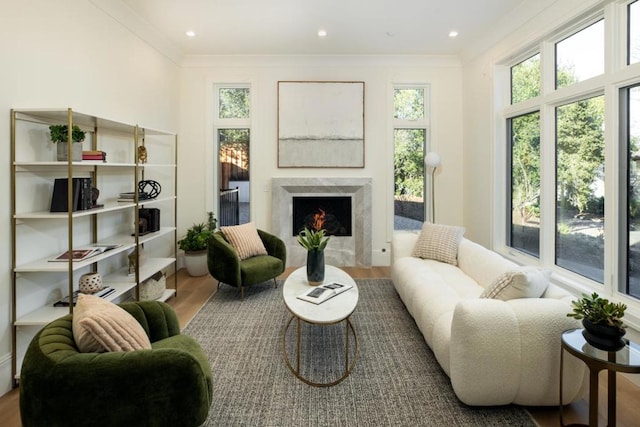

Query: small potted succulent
<box><xmin>567</xmin><ymin>292</ymin><xmax>627</xmax><ymax>351</ymax></box>
<box><xmin>49</xmin><ymin>124</ymin><xmax>86</xmax><ymax>161</ymax></box>
<box><xmin>179</xmin><ymin>212</ymin><xmax>217</xmax><ymax>276</ymax></box>
<box><xmin>297</xmin><ymin>227</ymin><xmax>330</xmax><ymax>286</ymax></box>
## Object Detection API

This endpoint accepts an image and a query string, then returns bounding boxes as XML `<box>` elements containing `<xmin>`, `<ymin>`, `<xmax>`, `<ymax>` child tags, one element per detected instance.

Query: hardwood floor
<box><xmin>1</xmin><ymin>267</ymin><xmax>638</xmax><ymax>426</ymax></box>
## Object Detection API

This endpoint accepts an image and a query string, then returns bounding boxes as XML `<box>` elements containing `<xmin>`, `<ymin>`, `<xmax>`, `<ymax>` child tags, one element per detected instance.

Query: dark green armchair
<box><xmin>208</xmin><ymin>229</ymin><xmax>286</xmax><ymax>299</ymax></box>
<box><xmin>20</xmin><ymin>301</ymin><xmax>213</xmax><ymax>427</ymax></box>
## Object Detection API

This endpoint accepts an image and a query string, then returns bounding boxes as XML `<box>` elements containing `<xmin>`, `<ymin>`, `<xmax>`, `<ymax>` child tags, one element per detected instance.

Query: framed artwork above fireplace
<box><xmin>277</xmin><ymin>81</ymin><xmax>365</xmax><ymax>168</ymax></box>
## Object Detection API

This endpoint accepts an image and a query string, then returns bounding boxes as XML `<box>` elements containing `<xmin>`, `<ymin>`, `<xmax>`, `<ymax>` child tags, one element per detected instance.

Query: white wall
<box><xmin>178</xmin><ymin>55</ymin><xmax>464</xmax><ymax>265</ymax></box>
<box><xmin>0</xmin><ymin>0</ymin><xmax>179</xmax><ymax>395</ymax></box>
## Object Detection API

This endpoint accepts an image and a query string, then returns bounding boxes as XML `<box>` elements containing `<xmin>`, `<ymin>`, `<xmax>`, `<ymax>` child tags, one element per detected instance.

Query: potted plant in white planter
<box><xmin>179</xmin><ymin>212</ymin><xmax>217</xmax><ymax>276</ymax></box>
<box><xmin>49</xmin><ymin>124</ymin><xmax>86</xmax><ymax>161</ymax></box>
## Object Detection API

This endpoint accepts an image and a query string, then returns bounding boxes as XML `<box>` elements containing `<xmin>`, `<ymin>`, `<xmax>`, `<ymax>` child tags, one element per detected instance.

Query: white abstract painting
<box><xmin>278</xmin><ymin>81</ymin><xmax>364</xmax><ymax>167</ymax></box>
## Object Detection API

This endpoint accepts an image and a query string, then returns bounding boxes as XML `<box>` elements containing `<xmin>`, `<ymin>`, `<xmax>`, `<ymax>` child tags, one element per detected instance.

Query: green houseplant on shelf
<box><xmin>179</xmin><ymin>212</ymin><xmax>217</xmax><ymax>277</ymax></box>
<box><xmin>49</xmin><ymin>124</ymin><xmax>86</xmax><ymax>161</ymax></box>
<box><xmin>567</xmin><ymin>292</ymin><xmax>627</xmax><ymax>351</ymax></box>
<box><xmin>297</xmin><ymin>226</ymin><xmax>330</xmax><ymax>286</ymax></box>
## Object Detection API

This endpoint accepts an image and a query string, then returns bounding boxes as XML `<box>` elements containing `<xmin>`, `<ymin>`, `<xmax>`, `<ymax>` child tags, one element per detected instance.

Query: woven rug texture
<box><xmin>183</xmin><ymin>278</ymin><xmax>536</xmax><ymax>427</ymax></box>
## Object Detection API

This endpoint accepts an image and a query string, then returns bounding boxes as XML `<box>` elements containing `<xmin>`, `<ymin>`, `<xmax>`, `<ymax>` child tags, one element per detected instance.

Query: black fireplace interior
<box><xmin>292</xmin><ymin>196</ymin><xmax>352</xmax><ymax>237</ymax></box>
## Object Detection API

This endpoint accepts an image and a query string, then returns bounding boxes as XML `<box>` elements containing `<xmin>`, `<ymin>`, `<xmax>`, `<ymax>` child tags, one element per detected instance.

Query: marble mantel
<box><xmin>271</xmin><ymin>177</ymin><xmax>372</xmax><ymax>267</ymax></box>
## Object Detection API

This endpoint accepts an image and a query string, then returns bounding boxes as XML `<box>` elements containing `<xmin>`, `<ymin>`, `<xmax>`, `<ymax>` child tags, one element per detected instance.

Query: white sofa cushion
<box><xmin>480</xmin><ymin>267</ymin><xmax>551</xmax><ymax>300</ymax></box>
<box><xmin>412</xmin><ymin>222</ymin><xmax>465</xmax><ymax>265</ymax></box>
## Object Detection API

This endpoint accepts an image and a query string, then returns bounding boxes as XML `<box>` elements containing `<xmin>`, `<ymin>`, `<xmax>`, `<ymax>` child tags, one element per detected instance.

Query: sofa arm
<box><xmin>258</xmin><ymin>229</ymin><xmax>287</xmax><ymax>265</ymax></box>
<box><xmin>208</xmin><ymin>232</ymin><xmax>241</xmax><ymax>285</ymax></box>
<box><xmin>449</xmin><ymin>298</ymin><xmax>584</xmax><ymax>406</ymax></box>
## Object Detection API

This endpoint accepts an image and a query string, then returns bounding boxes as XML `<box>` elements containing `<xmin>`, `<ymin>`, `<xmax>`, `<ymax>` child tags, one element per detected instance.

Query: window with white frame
<box><xmin>500</xmin><ymin>2</ymin><xmax>640</xmax><ymax>303</ymax></box>
<box><xmin>214</xmin><ymin>85</ymin><xmax>251</xmax><ymax>226</ymax></box>
<box><xmin>393</xmin><ymin>86</ymin><xmax>429</xmax><ymax>229</ymax></box>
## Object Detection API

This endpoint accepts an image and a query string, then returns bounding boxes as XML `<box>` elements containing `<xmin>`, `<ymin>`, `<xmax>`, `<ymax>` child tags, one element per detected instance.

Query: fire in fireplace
<box><xmin>292</xmin><ymin>196</ymin><xmax>352</xmax><ymax>237</ymax></box>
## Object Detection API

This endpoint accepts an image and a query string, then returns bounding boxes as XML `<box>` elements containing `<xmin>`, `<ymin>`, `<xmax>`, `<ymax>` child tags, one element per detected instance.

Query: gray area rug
<box><xmin>183</xmin><ymin>279</ymin><xmax>536</xmax><ymax>426</ymax></box>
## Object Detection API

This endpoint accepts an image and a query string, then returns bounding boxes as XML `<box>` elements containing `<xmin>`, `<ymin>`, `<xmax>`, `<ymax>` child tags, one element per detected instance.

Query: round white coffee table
<box><xmin>282</xmin><ymin>265</ymin><xmax>359</xmax><ymax>386</ymax></box>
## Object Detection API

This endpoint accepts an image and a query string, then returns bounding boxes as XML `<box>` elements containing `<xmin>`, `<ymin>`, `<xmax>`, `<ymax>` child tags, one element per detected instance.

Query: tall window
<box><xmin>555</xmin><ymin>96</ymin><xmax>605</xmax><ymax>283</ymax></box>
<box><xmin>508</xmin><ymin>111</ymin><xmax>541</xmax><ymax>257</ymax></box>
<box><xmin>215</xmin><ymin>86</ymin><xmax>251</xmax><ymax>226</ymax></box>
<box><xmin>393</xmin><ymin>86</ymin><xmax>429</xmax><ymax>230</ymax></box>
<box><xmin>626</xmin><ymin>84</ymin><xmax>640</xmax><ymax>297</ymax></box>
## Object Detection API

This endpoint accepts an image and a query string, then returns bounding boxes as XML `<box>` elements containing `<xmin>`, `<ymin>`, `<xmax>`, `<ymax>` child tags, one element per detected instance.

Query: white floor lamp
<box><xmin>425</xmin><ymin>152</ymin><xmax>441</xmax><ymax>223</ymax></box>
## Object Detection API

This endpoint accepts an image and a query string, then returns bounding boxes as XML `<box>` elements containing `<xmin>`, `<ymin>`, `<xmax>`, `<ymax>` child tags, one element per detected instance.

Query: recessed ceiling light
<box><xmin>318</xmin><ymin>29</ymin><xmax>327</xmax><ymax>38</ymax></box>
<box><xmin>448</xmin><ymin>30</ymin><xmax>459</xmax><ymax>38</ymax></box>
<box><xmin>185</xmin><ymin>31</ymin><xmax>196</xmax><ymax>38</ymax></box>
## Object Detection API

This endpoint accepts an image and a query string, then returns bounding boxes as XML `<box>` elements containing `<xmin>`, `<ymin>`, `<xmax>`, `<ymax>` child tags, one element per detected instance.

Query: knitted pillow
<box><xmin>480</xmin><ymin>267</ymin><xmax>551</xmax><ymax>300</ymax></box>
<box><xmin>72</xmin><ymin>294</ymin><xmax>152</xmax><ymax>353</ymax></box>
<box><xmin>412</xmin><ymin>222</ymin><xmax>465</xmax><ymax>265</ymax></box>
<box><xmin>221</xmin><ymin>222</ymin><xmax>268</xmax><ymax>260</ymax></box>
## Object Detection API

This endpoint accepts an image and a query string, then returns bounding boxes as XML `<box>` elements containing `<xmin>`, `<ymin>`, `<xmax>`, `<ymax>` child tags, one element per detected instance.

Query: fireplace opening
<box><xmin>292</xmin><ymin>196</ymin><xmax>352</xmax><ymax>237</ymax></box>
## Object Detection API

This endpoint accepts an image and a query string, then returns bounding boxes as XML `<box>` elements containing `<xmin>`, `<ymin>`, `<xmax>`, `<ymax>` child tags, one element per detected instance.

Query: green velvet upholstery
<box><xmin>20</xmin><ymin>301</ymin><xmax>213</xmax><ymax>427</ymax></box>
<box><xmin>208</xmin><ymin>229</ymin><xmax>286</xmax><ymax>298</ymax></box>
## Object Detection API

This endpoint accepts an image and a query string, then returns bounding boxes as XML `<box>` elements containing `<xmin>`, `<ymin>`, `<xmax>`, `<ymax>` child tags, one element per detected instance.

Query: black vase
<box><xmin>306</xmin><ymin>249</ymin><xmax>325</xmax><ymax>286</ymax></box>
<box><xmin>582</xmin><ymin>318</ymin><xmax>627</xmax><ymax>351</ymax></box>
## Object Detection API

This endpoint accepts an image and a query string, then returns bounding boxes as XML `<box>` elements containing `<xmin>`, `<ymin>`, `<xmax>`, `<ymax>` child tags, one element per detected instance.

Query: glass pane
<box><xmin>219</xmin><ymin>88</ymin><xmax>250</xmax><ymax>119</ymax></box>
<box><xmin>218</xmin><ymin>129</ymin><xmax>250</xmax><ymax>225</ymax></box>
<box><xmin>394</xmin><ymin>128</ymin><xmax>425</xmax><ymax>230</ymax></box>
<box><xmin>555</xmin><ymin>95</ymin><xmax>605</xmax><ymax>282</ymax></box>
<box><xmin>394</xmin><ymin>89</ymin><xmax>424</xmax><ymax>120</ymax></box>
<box><xmin>509</xmin><ymin>111</ymin><xmax>540</xmax><ymax>257</ymax></box>
<box><xmin>511</xmin><ymin>54</ymin><xmax>541</xmax><ymax>104</ymax></box>
<box><xmin>630</xmin><ymin>1</ymin><xmax>640</xmax><ymax>65</ymax></box>
<box><xmin>628</xmin><ymin>86</ymin><xmax>640</xmax><ymax>297</ymax></box>
<box><xmin>556</xmin><ymin>20</ymin><xmax>604</xmax><ymax>89</ymax></box>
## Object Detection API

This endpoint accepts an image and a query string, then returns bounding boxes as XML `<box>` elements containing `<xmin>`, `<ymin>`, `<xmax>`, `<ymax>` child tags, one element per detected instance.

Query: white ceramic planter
<box><xmin>184</xmin><ymin>250</ymin><xmax>209</xmax><ymax>277</ymax></box>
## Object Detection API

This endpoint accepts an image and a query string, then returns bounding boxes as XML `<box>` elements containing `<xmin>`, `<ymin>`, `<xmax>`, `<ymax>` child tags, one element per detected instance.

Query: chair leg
<box><xmin>273</xmin><ymin>278</ymin><xmax>278</xmax><ymax>289</ymax></box>
<box><xmin>240</xmin><ymin>286</ymin><xmax>244</xmax><ymax>300</ymax></box>
<box><xmin>217</xmin><ymin>281</ymin><xmax>222</xmax><ymax>289</ymax></box>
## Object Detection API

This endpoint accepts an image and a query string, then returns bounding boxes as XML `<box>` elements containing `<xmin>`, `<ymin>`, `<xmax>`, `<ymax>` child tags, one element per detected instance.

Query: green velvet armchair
<box><xmin>20</xmin><ymin>301</ymin><xmax>213</xmax><ymax>427</ymax></box>
<box><xmin>208</xmin><ymin>229</ymin><xmax>286</xmax><ymax>299</ymax></box>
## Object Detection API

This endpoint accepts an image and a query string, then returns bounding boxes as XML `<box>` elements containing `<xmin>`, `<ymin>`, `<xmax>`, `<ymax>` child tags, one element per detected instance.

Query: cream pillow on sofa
<box><xmin>412</xmin><ymin>222</ymin><xmax>465</xmax><ymax>266</ymax></box>
<box><xmin>480</xmin><ymin>266</ymin><xmax>551</xmax><ymax>300</ymax></box>
<box><xmin>221</xmin><ymin>222</ymin><xmax>268</xmax><ymax>260</ymax></box>
<box><xmin>72</xmin><ymin>294</ymin><xmax>152</xmax><ymax>353</ymax></box>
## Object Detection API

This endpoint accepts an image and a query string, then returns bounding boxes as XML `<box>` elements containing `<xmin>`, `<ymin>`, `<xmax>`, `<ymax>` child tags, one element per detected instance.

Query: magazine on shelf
<box><xmin>49</xmin><ymin>244</ymin><xmax>121</xmax><ymax>262</ymax></box>
<box><xmin>53</xmin><ymin>287</ymin><xmax>116</xmax><ymax>307</ymax></box>
<box><xmin>296</xmin><ymin>282</ymin><xmax>353</xmax><ymax>305</ymax></box>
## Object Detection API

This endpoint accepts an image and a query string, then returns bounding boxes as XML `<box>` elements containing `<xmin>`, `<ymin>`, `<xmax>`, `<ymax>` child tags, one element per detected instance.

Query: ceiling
<box><xmin>120</xmin><ymin>0</ymin><xmax>527</xmax><ymax>56</ymax></box>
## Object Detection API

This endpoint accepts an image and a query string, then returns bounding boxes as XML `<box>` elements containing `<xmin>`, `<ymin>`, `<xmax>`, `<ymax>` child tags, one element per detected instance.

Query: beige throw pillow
<box><xmin>72</xmin><ymin>294</ymin><xmax>152</xmax><ymax>353</ymax></box>
<box><xmin>412</xmin><ymin>222</ymin><xmax>465</xmax><ymax>265</ymax></box>
<box><xmin>480</xmin><ymin>267</ymin><xmax>551</xmax><ymax>300</ymax></box>
<box><xmin>221</xmin><ymin>222</ymin><xmax>268</xmax><ymax>260</ymax></box>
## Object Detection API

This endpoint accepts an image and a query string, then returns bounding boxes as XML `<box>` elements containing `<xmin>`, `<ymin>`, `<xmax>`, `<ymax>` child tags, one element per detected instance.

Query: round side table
<box><xmin>560</xmin><ymin>328</ymin><xmax>640</xmax><ymax>427</ymax></box>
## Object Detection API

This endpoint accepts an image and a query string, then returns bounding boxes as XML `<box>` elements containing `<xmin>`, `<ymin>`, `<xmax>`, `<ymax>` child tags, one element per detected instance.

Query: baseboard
<box><xmin>0</xmin><ymin>352</ymin><xmax>14</xmax><ymax>397</ymax></box>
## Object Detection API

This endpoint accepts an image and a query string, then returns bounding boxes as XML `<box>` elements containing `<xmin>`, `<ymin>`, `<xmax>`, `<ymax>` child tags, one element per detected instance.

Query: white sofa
<box><xmin>391</xmin><ymin>230</ymin><xmax>585</xmax><ymax>406</ymax></box>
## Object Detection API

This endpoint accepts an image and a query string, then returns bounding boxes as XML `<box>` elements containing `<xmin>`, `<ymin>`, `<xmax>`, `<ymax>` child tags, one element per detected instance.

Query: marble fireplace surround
<box><xmin>272</xmin><ymin>177</ymin><xmax>372</xmax><ymax>267</ymax></box>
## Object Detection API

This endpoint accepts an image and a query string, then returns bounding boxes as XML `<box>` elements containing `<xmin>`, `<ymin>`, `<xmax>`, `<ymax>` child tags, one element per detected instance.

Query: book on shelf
<box><xmin>82</xmin><ymin>150</ymin><xmax>106</xmax><ymax>161</ymax></box>
<box><xmin>50</xmin><ymin>177</ymin><xmax>94</xmax><ymax>212</ymax></box>
<box><xmin>53</xmin><ymin>287</ymin><xmax>116</xmax><ymax>307</ymax></box>
<box><xmin>49</xmin><ymin>244</ymin><xmax>121</xmax><ymax>262</ymax></box>
<box><xmin>296</xmin><ymin>282</ymin><xmax>354</xmax><ymax>305</ymax></box>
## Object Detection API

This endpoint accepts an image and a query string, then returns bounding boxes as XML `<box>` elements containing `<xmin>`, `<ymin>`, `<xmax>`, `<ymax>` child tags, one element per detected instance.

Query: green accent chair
<box><xmin>208</xmin><ymin>229</ymin><xmax>286</xmax><ymax>299</ymax></box>
<box><xmin>20</xmin><ymin>301</ymin><xmax>213</xmax><ymax>427</ymax></box>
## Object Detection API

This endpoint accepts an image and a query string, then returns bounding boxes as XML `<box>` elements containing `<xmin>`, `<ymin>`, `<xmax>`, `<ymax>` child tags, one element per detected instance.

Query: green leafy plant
<box><xmin>567</xmin><ymin>292</ymin><xmax>627</xmax><ymax>330</ymax></box>
<box><xmin>297</xmin><ymin>227</ymin><xmax>330</xmax><ymax>251</ymax></box>
<box><xmin>49</xmin><ymin>124</ymin><xmax>86</xmax><ymax>143</ymax></box>
<box><xmin>178</xmin><ymin>212</ymin><xmax>217</xmax><ymax>252</ymax></box>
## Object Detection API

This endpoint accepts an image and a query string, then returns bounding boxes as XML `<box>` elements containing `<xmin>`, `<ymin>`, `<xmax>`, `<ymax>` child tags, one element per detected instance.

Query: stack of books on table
<box><xmin>82</xmin><ymin>150</ymin><xmax>106</xmax><ymax>161</ymax></box>
<box><xmin>297</xmin><ymin>282</ymin><xmax>354</xmax><ymax>304</ymax></box>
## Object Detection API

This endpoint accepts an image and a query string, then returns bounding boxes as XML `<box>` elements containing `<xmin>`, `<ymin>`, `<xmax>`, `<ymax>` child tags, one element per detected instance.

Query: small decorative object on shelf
<box><xmin>567</xmin><ymin>292</ymin><xmax>627</xmax><ymax>351</ymax></box>
<box><xmin>79</xmin><ymin>272</ymin><xmax>103</xmax><ymax>294</ymax></box>
<box><xmin>82</xmin><ymin>150</ymin><xmax>106</xmax><ymax>162</ymax></box>
<box><xmin>140</xmin><ymin>271</ymin><xmax>165</xmax><ymax>301</ymax></box>
<box><xmin>49</xmin><ymin>124</ymin><xmax>86</xmax><ymax>162</ymax></box>
<box><xmin>297</xmin><ymin>227</ymin><xmax>330</xmax><ymax>286</ymax></box>
<box><xmin>137</xmin><ymin>145</ymin><xmax>148</xmax><ymax>163</ymax></box>
<box><xmin>138</xmin><ymin>180</ymin><xmax>161</xmax><ymax>199</ymax></box>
